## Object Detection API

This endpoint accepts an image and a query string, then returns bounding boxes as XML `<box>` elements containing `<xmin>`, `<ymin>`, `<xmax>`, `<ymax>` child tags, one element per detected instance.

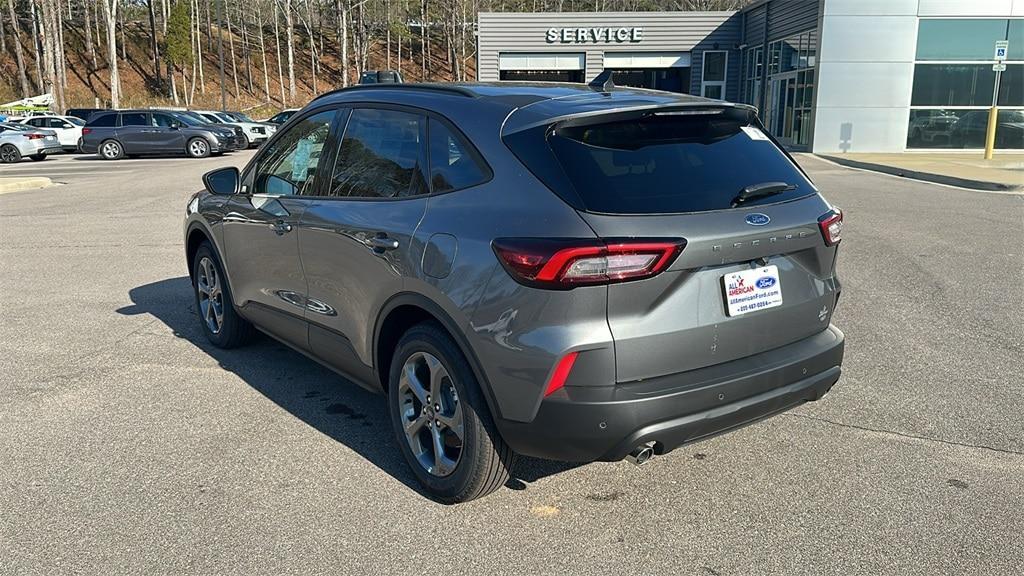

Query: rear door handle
<box><xmin>367</xmin><ymin>236</ymin><xmax>399</xmax><ymax>251</ymax></box>
<box><xmin>269</xmin><ymin>221</ymin><xmax>293</xmax><ymax>235</ymax></box>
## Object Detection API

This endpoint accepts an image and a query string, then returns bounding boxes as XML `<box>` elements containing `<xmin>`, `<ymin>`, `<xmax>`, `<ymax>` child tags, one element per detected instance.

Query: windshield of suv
<box><xmin>542</xmin><ymin>111</ymin><xmax>813</xmax><ymax>214</ymax></box>
<box><xmin>231</xmin><ymin>112</ymin><xmax>255</xmax><ymax>122</ymax></box>
<box><xmin>213</xmin><ymin>112</ymin><xmax>236</xmax><ymax>123</ymax></box>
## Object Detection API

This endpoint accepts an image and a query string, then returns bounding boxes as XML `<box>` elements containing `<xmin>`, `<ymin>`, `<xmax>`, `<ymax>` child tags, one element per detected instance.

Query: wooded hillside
<box><xmin>1</xmin><ymin>0</ymin><xmax>750</xmax><ymax>115</ymax></box>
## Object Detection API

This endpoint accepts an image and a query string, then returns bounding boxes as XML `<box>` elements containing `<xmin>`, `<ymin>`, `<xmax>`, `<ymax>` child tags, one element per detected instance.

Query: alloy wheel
<box><xmin>101</xmin><ymin>142</ymin><xmax>120</xmax><ymax>159</ymax></box>
<box><xmin>1</xmin><ymin>145</ymin><xmax>19</xmax><ymax>163</ymax></box>
<box><xmin>189</xmin><ymin>139</ymin><xmax>208</xmax><ymax>157</ymax></box>
<box><xmin>196</xmin><ymin>256</ymin><xmax>224</xmax><ymax>334</ymax></box>
<box><xmin>397</xmin><ymin>351</ymin><xmax>465</xmax><ymax>477</ymax></box>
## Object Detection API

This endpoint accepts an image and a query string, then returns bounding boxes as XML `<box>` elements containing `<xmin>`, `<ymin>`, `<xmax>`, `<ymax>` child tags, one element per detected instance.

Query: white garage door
<box><xmin>604</xmin><ymin>52</ymin><xmax>691</xmax><ymax>68</ymax></box>
<box><xmin>499</xmin><ymin>53</ymin><xmax>586</xmax><ymax>71</ymax></box>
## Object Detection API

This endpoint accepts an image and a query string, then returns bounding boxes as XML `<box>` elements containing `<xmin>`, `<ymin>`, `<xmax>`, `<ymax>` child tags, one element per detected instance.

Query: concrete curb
<box><xmin>0</xmin><ymin>177</ymin><xmax>53</xmax><ymax>194</ymax></box>
<box><xmin>816</xmin><ymin>155</ymin><xmax>1022</xmax><ymax>192</ymax></box>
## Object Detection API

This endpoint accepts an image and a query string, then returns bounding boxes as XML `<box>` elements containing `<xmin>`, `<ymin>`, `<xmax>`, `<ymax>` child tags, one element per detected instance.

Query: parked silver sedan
<box><xmin>0</xmin><ymin>122</ymin><xmax>63</xmax><ymax>163</ymax></box>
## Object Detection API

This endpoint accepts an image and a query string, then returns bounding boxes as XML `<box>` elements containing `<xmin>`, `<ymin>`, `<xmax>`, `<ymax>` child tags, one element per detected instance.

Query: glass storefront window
<box><xmin>917</xmin><ymin>19</ymin><xmax>1009</xmax><ymax>61</ymax></box>
<box><xmin>908</xmin><ymin>109</ymin><xmax>1024</xmax><ymax>149</ymax></box>
<box><xmin>1010</xmin><ymin>20</ymin><xmax>1024</xmax><ymax>60</ymax></box>
<box><xmin>912</xmin><ymin>64</ymin><xmax>1023</xmax><ymax>107</ymax></box>
<box><xmin>780</xmin><ymin>37</ymin><xmax>799</xmax><ymax>73</ymax></box>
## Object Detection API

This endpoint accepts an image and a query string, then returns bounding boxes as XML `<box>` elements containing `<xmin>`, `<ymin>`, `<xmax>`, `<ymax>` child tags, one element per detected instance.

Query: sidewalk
<box><xmin>815</xmin><ymin>153</ymin><xmax>1024</xmax><ymax>192</ymax></box>
<box><xmin>0</xmin><ymin>177</ymin><xmax>52</xmax><ymax>194</ymax></box>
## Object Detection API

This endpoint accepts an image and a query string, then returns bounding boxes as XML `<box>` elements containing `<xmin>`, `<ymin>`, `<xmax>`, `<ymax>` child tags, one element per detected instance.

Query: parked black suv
<box><xmin>65</xmin><ymin>108</ymin><xmax>107</xmax><ymax>122</ymax></box>
<box><xmin>81</xmin><ymin>110</ymin><xmax>239</xmax><ymax>159</ymax></box>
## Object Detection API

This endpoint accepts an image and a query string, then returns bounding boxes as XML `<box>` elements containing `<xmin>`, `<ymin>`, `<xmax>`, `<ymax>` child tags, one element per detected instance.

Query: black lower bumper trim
<box><xmin>495</xmin><ymin>325</ymin><xmax>844</xmax><ymax>462</ymax></box>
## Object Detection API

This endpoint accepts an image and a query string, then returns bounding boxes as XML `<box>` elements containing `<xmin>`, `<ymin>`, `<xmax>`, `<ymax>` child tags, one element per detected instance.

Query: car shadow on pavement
<box><xmin>117</xmin><ymin>277</ymin><xmax>580</xmax><ymax>500</ymax></box>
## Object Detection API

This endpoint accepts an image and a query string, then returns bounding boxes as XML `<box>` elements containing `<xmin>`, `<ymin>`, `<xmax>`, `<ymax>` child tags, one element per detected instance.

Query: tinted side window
<box><xmin>251</xmin><ymin>110</ymin><xmax>336</xmax><ymax>197</ymax></box>
<box><xmin>27</xmin><ymin>118</ymin><xmax>44</xmax><ymax>127</ymax></box>
<box><xmin>120</xmin><ymin>113</ymin><xmax>148</xmax><ymax>126</ymax></box>
<box><xmin>88</xmin><ymin>114</ymin><xmax>116</xmax><ymax>127</ymax></box>
<box><xmin>152</xmin><ymin>113</ymin><xmax>179</xmax><ymax>127</ymax></box>
<box><xmin>428</xmin><ymin>119</ymin><xmax>488</xmax><ymax>193</ymax></box>
<box><xmin>327</xmin><ymin>108</ymin><xmax>427</xmax><ymax>199</ymax></box>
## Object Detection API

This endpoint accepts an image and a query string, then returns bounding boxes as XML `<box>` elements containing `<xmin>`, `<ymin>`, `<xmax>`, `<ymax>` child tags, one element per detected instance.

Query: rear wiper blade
<box><xmin>732</xmin><ymin>181</ymin><xmax>796</xmax><ymax>207</ymax></box>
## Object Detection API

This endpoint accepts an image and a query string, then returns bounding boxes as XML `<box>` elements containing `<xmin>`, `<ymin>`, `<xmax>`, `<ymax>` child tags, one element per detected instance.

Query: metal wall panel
<box><xmin>477</xmin><ymin>12</ymin><xmax>741</xmax><ymax>100</ymax></box>
<box><xmin>765</xmin><ymin>0</ymin><xmax>820</xmax><ymax>42</ymax></box>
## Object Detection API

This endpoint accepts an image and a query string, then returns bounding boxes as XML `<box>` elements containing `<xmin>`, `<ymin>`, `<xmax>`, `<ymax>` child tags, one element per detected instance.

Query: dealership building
<box><xmin>477</xmin><ymin>0</ymin><xmax>1024</xmax><ymax>153</ymax></box>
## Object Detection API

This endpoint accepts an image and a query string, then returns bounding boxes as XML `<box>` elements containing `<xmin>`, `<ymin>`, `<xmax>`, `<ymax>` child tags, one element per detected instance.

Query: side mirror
<box><xmin>203</xmin><ymin>167</ymin><xmax>240</xmax><ymax>195</ymax></box>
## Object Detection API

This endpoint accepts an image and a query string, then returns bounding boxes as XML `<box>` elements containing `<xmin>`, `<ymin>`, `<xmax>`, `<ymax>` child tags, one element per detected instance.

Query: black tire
<box><xmin>98</xmin><ymin>139</ymin><xmax>123</xmax><ymax>160</ymax></box>
<box><xmin>388</xmin><ymin>322</ymin><xmax>514</xmax><ymax>503</ymax></box>
<box><xmin>191</xmin><ymin>241</ymin><xmax>256</xmax><ymax>348</ymax></box>
<box><xmin>187</xmin><ymin>137</ymin><xmax>211</xmax><ymax>158</ymax></box>
<box><xmin>29</xmin><ymin>153</ymin><xmax>47</xmax><ymax>161</ymax></box>
<box><xmin>0</xmin><ymin>144</ymin><xmax>22</xmax><ymax>163</ymax></box>
<box><xmin>237</xmin><ymin>132</ymin><xmax>250</xmax><ymax>149</ymax></box>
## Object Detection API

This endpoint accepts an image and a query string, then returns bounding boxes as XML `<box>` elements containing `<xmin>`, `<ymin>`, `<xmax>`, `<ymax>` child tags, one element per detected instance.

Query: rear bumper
<box><xmin>496</xmin><ymin>325</ymin><xmax>844</xmax><ymax>462</ymax></box>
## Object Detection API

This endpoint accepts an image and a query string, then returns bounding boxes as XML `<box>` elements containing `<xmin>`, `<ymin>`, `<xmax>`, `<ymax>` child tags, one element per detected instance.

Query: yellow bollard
<box><xmin>983</xmin><ymin>106</ymin><xmax>998</xmax><ymax>160</ymax></box>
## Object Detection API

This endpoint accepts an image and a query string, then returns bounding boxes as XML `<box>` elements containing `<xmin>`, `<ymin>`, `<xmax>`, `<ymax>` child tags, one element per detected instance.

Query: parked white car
<box><xmin>14</xmin><ymin>114</ymin><xmax>85</xmax><ymax>152</ymax></box>
<box><xmin>192</xmin><ymin>110</ymin><xmax>275</xmax><ymax>149</ymax></box>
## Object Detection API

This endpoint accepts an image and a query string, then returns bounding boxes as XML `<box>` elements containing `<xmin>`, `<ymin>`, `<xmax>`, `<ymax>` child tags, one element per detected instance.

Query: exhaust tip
<box><xmin>626</xmin><ymin>444</ymin><xmax>655</xmax><ymax>466</ymax></box>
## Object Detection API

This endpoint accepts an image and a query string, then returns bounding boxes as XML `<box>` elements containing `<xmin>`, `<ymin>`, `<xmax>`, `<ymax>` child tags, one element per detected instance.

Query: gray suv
<box><xmin>82</xmin><ymin>109</ymin><xmax>239</xmax><ymax>159</ymax></box>
<box><xmin>184</xmin><ymin>81</ymin><xmax>845</xmax><ymax>503</ymax></box>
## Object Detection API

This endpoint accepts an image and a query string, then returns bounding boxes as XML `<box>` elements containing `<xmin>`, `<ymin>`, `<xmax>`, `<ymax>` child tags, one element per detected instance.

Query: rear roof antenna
<box><xmin>588</xmin><ymin>70</ymin><xmax>615</xmax><ymax>93</ymax></box>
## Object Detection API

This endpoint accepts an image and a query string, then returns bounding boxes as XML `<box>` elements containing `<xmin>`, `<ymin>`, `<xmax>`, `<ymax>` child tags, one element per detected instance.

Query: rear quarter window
<box><xmin>87</xmin><ymin>114</ymin><xmax>117</xmax><ymax>128</ymax></box>
<box><xmin>510</xmin><ymin>109</ymin><xmax>814</xmax><ymax>214</ymax></box>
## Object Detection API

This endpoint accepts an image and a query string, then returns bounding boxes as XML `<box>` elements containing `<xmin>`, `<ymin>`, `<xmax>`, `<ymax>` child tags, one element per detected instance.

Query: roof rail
<box><xmin>313</xmin><ymin>83</ymin><xmax>479</xmax><ymax>102</ymax></box>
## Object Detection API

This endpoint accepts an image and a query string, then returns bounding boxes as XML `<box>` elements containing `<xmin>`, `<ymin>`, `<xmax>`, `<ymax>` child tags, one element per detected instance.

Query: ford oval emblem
<box><xmin>745</xmin><ymin>213</ymin><xmax>770</xmax><ymax>226</ymax></box>
<box><xmin>755</xmin><ymin>276</ymin><xmax>776</xmax><ymax>289</ymax></box>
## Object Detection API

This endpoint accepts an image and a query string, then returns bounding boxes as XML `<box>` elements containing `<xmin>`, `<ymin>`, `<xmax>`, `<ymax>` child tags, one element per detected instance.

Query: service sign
<box><xmin>722</xmin><ymin>265</ymin><xmax>784</xmax><ymax>317</ymax></box>
<box><xmin>546</xmin><ymin>27</ymin><xmax>643</xmax><ymax>44</ymax></box>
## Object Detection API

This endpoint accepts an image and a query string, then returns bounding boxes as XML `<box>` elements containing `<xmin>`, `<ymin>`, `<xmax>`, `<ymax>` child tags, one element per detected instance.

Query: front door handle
<box><xmin>269</xmin><ymin>221</ymin><xmax>293</xmax><ymax>235</ymax></box>
<box><xmin>367</xmin><ymin>235</ymin><xmax>399</xmax><ymax>251</ymax></box>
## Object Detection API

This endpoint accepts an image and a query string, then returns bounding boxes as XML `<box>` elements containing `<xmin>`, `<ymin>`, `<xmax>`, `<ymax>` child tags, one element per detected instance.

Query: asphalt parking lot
<box><xmin>1</xmin><ymin>151</ymin><xmax>1022</xmax><ymax>575</ymax></box>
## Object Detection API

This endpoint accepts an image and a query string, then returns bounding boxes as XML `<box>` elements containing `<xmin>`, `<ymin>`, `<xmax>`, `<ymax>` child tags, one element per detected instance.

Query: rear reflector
<box><xmin>545</xmin><ymin>352</ymin><xmax>579</xmax><ymax>396</ymax></box>
<box><xmin>818</xmin><ymin>210</ymin><xmax>843</xmax><ymax>247</ymax></box>
<box><xmin>493</xmin><ymin>238</ymin><xmax>686</xmax><ymax>289</ymax></box>
<box><xmin>82</xmin><ymin>128</ymin><xmax>92</xmax><ymax>135</ymax></box>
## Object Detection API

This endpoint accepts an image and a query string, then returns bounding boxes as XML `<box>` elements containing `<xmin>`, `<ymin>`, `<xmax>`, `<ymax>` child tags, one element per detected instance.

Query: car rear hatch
<box><xmin>504</xmin><ymin>102</ymin><xmax>842</xmax><ymax>383</ymax></box>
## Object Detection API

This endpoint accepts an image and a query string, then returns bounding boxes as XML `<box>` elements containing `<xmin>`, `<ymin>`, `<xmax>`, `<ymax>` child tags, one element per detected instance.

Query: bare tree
<box><xmin>100</xmin><ymin>0</ymin><xmax>121</xmax><ymax>106</ymax></box>
<box><xmin>7</xmin><ymin>0</ymin><xmax>31</xmax><ymax>96</ymax></box>
<box><xmin>148</xmin><ymin>0</ymin><xmax>161</xmax><ymax>86</ymax></box>
<box><xmin>282</xmin><ymin>0</ymin><xmax>295</xmax><ymax>100</ymax></box>
<box><xmin>273</xmin><ymin>0</ymin><xmax>285</xmax><ymax>103</ymax></box>
<box><xmin>84</xmin><ymin>0</ymin><xmax>97</xmax><ymax>70</ymax></box>
<box><xmin>226</xmin><ymin>0</ymin><xmax>239</xmax><ymax>96</ymax></box>
<box><xmin>29</xmin><ymin>0</ymin><xmax>42</xmax><ymax>89</ymax></box>
<box><xmin>255</xmin><ymin>0</ymin><xmax>271</xmax><ymax>100</ymax></box>
<box><xmin>0</xmin><ymin>1</ymin><xmax>6</xmax><ymax>54</ymax></box>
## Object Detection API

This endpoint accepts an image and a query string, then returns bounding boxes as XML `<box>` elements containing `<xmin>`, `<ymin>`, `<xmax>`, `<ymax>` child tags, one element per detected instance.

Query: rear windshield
<box><xmin>527</xmin><ymin>111</ymin><xmax>813</xmax><ymax>214</ymax></box>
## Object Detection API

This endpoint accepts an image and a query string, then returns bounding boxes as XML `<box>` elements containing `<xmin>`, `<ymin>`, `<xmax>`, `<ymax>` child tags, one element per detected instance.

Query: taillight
<box><xmin>818</xmin><ymin>209</ymin><xmax>843</xmax><ymax>247</ymax></box>
<box><xmin>25</xmin><ymin>133</ymin><xmax>45</xmax><ymax>140</ymax></box>
<box><xmin>492</xmin><ymin>238</ymin><xmax>686</xmax><ymax>289</ymax></box>
<box><xmin>544</xmin><ymin>352</ymin><xmax>578</xmax><ymax>396</ymax></box>
<box><xmin>82</xmin><ymin>128</ymin><xmax>92</xmax><ymax>135</ymax></box>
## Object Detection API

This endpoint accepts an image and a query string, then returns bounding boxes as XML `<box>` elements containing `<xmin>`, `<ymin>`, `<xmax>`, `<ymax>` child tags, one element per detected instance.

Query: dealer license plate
<box><xmin>722</xmin><ymin>265</ymin><xmax>783</xmax><ymax>317</ymax></box>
